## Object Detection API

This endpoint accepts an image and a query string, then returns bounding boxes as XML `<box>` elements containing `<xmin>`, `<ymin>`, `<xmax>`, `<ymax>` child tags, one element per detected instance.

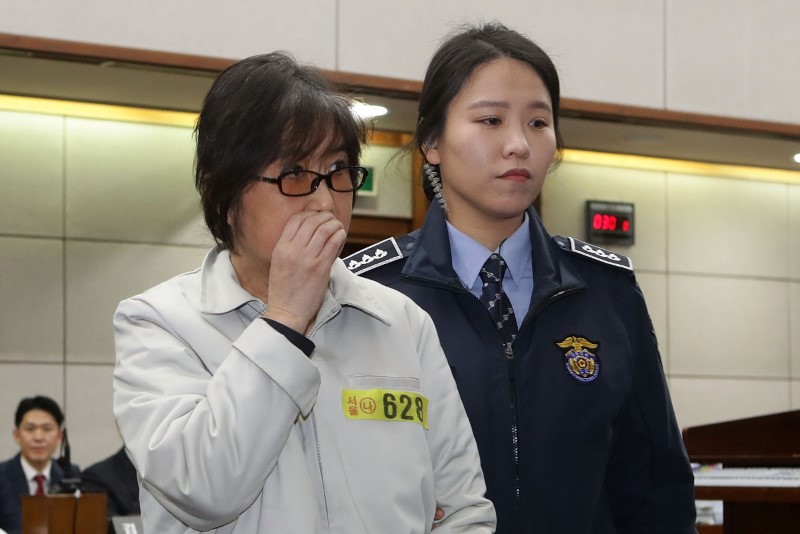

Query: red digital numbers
<box><xmin>587</xmin><ymin>201</ymin><xmax>634</xmax><ymax>244</ymax></box>
<box><xmin>592</xmin><ymin>213</ymin><xmax>630</xmax><ymax>233</ymax></box>
<box><xmin>592</xmin><ymin>213</ymin><xmax>617</xmax><ymax>231</ymax></box>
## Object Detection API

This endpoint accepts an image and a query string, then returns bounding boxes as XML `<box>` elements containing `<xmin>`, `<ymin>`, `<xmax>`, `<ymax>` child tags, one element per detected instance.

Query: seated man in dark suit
<box><xmin>0</xmin><ymin>471</ymin><xmax>21</xmax><ymax>534</ymax></box>
<box><xmin>81</xmin><ymin>446</ymin><xmax>139</xmax><ymax>517</ymax></box>
<box><xmin>0</xmin><ymin>395</ymin><xmax>80</xmax><ymax>523</ymax></box>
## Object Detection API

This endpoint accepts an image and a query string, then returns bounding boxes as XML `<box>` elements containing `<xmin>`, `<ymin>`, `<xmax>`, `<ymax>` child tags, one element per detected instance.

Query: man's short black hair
<box><xmin>15</xmin><ymin>396</ymin><xmax>64</xmax><ymax>428</ymax></box>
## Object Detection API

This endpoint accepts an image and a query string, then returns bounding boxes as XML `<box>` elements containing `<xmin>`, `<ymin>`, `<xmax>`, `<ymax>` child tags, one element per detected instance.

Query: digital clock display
<box><xmin>585</xmin><ymin>200</ymin><xmax>635</xmax><ymax>245</ymax></box>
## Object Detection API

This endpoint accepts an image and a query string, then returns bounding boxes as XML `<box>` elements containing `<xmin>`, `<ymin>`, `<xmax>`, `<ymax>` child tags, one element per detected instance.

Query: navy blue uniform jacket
<box><xmin>350</xmin><ymin>205</ymin><xmax>696</xmax><ymax>534</ymax></box>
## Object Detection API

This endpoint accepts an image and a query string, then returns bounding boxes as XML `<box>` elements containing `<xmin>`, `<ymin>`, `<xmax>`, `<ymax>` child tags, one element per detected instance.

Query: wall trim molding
<box><xmin>3</xmin><ymin>32</ymin><xmax>800</xmax><ymax>139</ymax></box>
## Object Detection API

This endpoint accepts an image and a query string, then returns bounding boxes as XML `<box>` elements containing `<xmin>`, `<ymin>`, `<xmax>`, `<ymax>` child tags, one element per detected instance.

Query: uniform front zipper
<box><xmin>309</xmin><ymin>412</ymin><xmax>330</xmax><ymax>532</ymax></box>
<box><xmin>406</xmin><ymin>275</ymin><xmax>584</xmax><ymax>502</ymax></box>
<box><xmin>511</xmin><ymin>286</ymin><xmax>582</xmax><ymax>500</ymax></box>
<box><xmin>306</xmin><ymin>310</ymin><xmax>341</xmax><ymax>532</ymax></box>
<box><xmin>406</xmin><ymin>274</ymin><xmax>530</xmax><ymax>499</ymax></box>
<box><xmin>522</xmin><ymin>288</ymin><xmax>583</xmax><ymax>330</ymax></box>
<box><xmin>506</xmin><ymin>345</ymin><xmax>521</xmax><ymax>501</ymax></box>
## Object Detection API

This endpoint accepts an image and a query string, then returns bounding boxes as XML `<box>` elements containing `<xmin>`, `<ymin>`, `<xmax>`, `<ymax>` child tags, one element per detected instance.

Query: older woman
<box><xmin>113</xmin><ymin>52</ymin><xmax>495</xmax><ymax>534</ymax></box>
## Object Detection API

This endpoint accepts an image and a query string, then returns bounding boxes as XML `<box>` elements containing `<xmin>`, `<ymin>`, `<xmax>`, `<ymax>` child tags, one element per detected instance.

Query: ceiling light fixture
<box><xmin>793</xmin><ymin>153</ymin><xmax>800</xmax><ymax>164</ymax></box>
<box><xmin>350</xmin><ymin>101</ymin><xmax>388</xmax><ymax>119</ymax></box>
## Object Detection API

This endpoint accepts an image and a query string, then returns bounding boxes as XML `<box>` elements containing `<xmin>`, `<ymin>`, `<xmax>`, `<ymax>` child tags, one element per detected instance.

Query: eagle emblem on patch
<box><xmin>556</xmin><ymin>336</ymin><xmax>600</xmax><ymax>383</ymax></box>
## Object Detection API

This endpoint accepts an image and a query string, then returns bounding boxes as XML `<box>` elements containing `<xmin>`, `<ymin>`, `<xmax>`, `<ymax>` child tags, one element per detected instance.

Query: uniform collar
<box><xmin>403</xmin><ymin>204</ymin><xmax>463</xmax><ymax>287</ymax></box>
<box><xmin>525</xmin><ymin>207</ymin><xmax>588</xmax><ymax>307</ymax></box>
<box><xmin>405</xmin><ymin>204</ymin><xmax>587</xmax><ymax>307</ymax></box>
<box><xmin>199</xmin><ymin>246</ymin><xmax>390</xmax><ymax>326</ymax></box>
<box><xmin>447</xmin><ymin>212</ymin><xmax>531</xmax><ymax>290</ymax></box>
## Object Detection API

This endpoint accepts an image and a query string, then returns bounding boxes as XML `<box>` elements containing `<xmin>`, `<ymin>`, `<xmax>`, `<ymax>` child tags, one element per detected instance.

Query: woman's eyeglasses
<box><xmin>256</xmin><ymin>166</ymin><xmax>369</xmax><ymax>197</ymax></box>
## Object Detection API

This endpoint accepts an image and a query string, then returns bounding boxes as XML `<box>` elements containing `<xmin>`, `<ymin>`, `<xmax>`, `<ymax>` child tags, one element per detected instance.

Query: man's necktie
<box><xmin>33</xmin><ymin>474</ymin><xmax>46</xmax><ymax>496</ymax></box>
<box><xmin>479</xmin><ymin>253</ymin><xmax>518</xmax><ymax>357</ymax></box>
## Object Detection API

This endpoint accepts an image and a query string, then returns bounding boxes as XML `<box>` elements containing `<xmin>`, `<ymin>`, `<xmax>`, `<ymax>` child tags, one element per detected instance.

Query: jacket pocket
<box><xmin>346</xmin><ymin>375</ymin><xmax>421</xmax><ymax>391</ymax></box>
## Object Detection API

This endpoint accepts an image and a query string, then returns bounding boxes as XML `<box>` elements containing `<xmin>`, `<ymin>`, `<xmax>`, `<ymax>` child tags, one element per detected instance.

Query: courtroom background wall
<box><xmin>0</xmin><ymin>0</ymin><xmax>799</xmax><ymax>468</ymax></box>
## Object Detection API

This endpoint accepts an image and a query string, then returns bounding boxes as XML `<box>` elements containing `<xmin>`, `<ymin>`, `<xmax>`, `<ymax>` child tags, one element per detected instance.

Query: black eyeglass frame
<box><xmin>255</xmin><ymin>166</ymin><xmax>369</xmax><ymax>197</ymax></box>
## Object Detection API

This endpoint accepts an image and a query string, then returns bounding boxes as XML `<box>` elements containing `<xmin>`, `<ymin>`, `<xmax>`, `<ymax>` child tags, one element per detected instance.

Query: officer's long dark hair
<box><xmin>416</xmin><ymin>22</ymin><xmax>564</xmax><ymax>201</ymax></box>
<box><xmin>195</xmin><ymin>52</ymin><xmax>367</xmax><ymax>251</ymax></box>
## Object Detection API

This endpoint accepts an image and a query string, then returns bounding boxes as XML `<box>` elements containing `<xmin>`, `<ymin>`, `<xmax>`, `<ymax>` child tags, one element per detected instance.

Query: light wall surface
<box><xmin>542</xmin><ymin>160</ymin><xmax>800</xmax><ymax>431</ymax></box>
<box><xmin>0</xmin><ymin>109</ymin><xmax>212</xmax><ymax>467</ymax></box>
<box><xmin>2</xmin><ymin>1</ymin><xmax>800</xmax><ymax>124</ymax></box>
<box><xmin>0</xmin><ymin>107</ymin><xmax>411</xmax><ymax>466</ymax></box>
<box><xmin>1</xmin><ymin>0</ymin><xmax>800</xmax><ymax>467</ymax></box>
<box><xmin>1</xmin><ymin>105</ymin><xmax>799</xmax><ymax>467</ymax></box>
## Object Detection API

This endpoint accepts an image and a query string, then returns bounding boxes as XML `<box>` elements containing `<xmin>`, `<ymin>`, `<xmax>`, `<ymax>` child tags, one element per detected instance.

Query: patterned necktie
<box><xmin>34</xmin><ymin>474</ymin><xmax>46</xmax><ymax>496</ymax></box>
<box><xmin>479</xmin><ymin>254</ymin><xmax>518</xmax><ymax>357</ymax></box>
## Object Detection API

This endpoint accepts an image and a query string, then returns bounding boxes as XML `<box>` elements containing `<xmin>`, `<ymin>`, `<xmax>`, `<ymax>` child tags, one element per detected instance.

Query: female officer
<box><xmin>351</xmin><ymin>22</ymin><xmax>696</xmax><ymax>533</ymax></box>
<box><xmin>113</xmin><ymin>52</ymin><xmax>494</xmax><ymax>533</ymax></box>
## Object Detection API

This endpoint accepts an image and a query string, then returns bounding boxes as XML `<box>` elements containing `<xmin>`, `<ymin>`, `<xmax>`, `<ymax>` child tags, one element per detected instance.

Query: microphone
<box><xmin>52</xmin><ymin>427</ymin><xmax>82</xmax><ymax>494</ymax></box>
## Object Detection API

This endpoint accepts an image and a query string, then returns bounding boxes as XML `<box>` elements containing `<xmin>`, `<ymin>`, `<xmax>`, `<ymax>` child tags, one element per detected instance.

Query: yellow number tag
<box><xmin>342</xmin><ymin>389</ymin><xmax>429</xmax><ymax>429</ymax></box>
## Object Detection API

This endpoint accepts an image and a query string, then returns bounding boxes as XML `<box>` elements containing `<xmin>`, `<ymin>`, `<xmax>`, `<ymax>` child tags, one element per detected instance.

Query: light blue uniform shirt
<box><xmin>446</xmin><ymin>213</ymin><xmax>533</xmax><ymax>328</ymax></box>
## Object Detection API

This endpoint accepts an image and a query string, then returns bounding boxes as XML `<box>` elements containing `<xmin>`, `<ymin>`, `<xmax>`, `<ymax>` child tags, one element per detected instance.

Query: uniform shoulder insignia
<box><xmin>343</xmin><ymin>237</ymin><xmax>405</xmax><ymax>275</ymax></box>
<box><xmin>554</xmin><ymin>236</ymin><xmax>633</xmax><ymax>271</ymax></box>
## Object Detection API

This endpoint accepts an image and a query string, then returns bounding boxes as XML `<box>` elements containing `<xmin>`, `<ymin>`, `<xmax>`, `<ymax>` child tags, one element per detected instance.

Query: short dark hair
<box><xmin>195</xmin><ymin>52</ymin><xmax>367</xmax><ymax>251</ymax></box>
<box><xmin>15</xmin><ymin>396</ymin><xmax>64</xmax><ymax>428</ymax></box>
<box><xmin>417</xmin><ymin>22</ymin><xmax>563</xmax><ymax>200</ymax></box>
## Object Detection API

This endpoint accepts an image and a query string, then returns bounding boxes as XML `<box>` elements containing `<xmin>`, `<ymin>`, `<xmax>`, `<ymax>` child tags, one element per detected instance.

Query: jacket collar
<box><xmin>199</xmin><ymin>247</ymin><xmax>261</xmax><ymax>315</ymax></box>
<box><xmin>199</xmin><ymin>246</ymin><xmax>391</xmax><ymax>326</ymax></box>
<box><xmin>14</xmin><ymin>453</ymin><xmax>63</xmax><ymax>485</ymax></box>
<box><xmin>526</xmin><ymin>206</ymin><xmax>587</xmax><ymax>310</ymax></box>
<box><xmin>403</xmin><ymin>204</ymin><xmax>464</xmax><ymax>289</ymax></box>
<box><xmin>404</xmin><ymin>204</ymin><xmax>587</xmax><ymax>312</ymax></box>
<box><xmin>326</xmin><ymin>259</ymin><xmax>392</xmax><ymax>326</ymax></box>
<box><xmin>19</xmin><ymin>454</ymin><xmax>53</xmax><ymax>482</ymax></box>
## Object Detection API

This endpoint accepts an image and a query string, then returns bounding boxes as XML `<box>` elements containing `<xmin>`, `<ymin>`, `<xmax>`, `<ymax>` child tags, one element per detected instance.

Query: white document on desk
<box><xmin>694</xmin><ymin>467</ymin><xmax>800</xmax><ymax>487</ymax></box>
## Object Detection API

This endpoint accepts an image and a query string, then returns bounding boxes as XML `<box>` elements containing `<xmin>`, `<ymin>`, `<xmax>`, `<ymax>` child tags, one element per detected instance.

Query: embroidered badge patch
<box><xmin>566</xmin><ymin>237</ymin><xmax>633</xmax><ymax>271</ymax></box>
<box><xmin>556</xmin><ymin>336</ymin><xmax>601</xmax><ymax>383</ymax></box>
<box><xmin>342</xmin><ymin>388</ymin><xmax>429</xmax><ymax>429</ymax></box>
<box><xmin>342</xmin><ymin>238</ymin><xmax>403</xmax><ymax>275</ymax></box>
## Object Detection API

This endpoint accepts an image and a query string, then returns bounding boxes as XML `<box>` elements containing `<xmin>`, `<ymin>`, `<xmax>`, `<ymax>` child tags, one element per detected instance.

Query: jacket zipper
<box><xmin>404</xmin><ymin>275</ymin><xmax>529</xmax><ymax>498</ymax></box>
<box><xmin>506</xmin><ymin>345</ymin><xmax>521</xmax><ymax>501</ymax></box>
<box><xmin>521</xmin><ymin>287</ymin><xmax>583</xmax><ymax>330</ymax></box>
<box><xmin>306</xmin><ymin>308</ymin><xmax>340</xmax><ymax>532</ymax></box>
<box><xmin>406</xmin><ymin>275</ymin><xmax>583</xmax><ymax>502</ymax></box>
<box><xmin>310</xmin><ymin>412</ymin><xmax>330</xmax><ymax>532</ymax></box>
<box><xmin>510</xmin><ymin>287</ymin><xmax>582</xmax><ymax>500</ymax></box>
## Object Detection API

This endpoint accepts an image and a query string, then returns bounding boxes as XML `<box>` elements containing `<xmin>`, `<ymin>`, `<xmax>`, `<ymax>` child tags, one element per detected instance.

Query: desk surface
<box><xmin>694</xmin><ymin>467</ymin><xmax>800</xmax><ymax>488</ymax></box>
<box><xmin>695</xmin><ymin>485</ymin><xmax>800</xmax><ymax>504</ymax></box>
